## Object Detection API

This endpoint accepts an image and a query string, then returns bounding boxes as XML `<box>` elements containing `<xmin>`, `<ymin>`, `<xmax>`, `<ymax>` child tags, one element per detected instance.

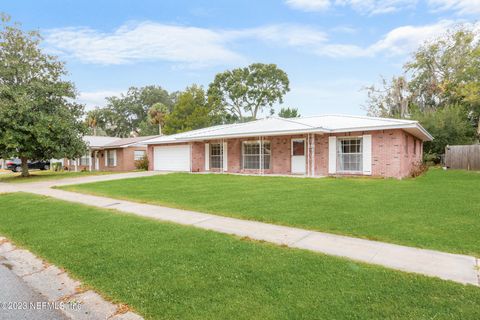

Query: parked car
<box><xmin>5</xmin><ymin>159</ymin><xmax>50</xmax><ymax>172</ymax></box>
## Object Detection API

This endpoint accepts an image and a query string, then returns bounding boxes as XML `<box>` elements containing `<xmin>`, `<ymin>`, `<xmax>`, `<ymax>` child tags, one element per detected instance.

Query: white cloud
<box><xmin>285</xmin><ymin>0</ymin><xmax>331</xmax><ymax>11</ymax></box>
<box><xmin>78</xmin><ymin>90</ymin><xmax>123</xmax><ymax>109</ymax></box>
<box><xmin>367</xmin><ymin>20</ymin><xmax>456</xmax><ymax>55</ymax></box>
<box><xmin>335</xmin><ymin>0</ymin><xmax>418</xmax><ymax>15</ymax></box>
<box><xmin>45</xmin><ymin>21</ymin><xmax>244</xmax><ymax>66</ymax></box>
<box><xmin>47</xmin><ymin>22</ymin><xmax>328</xmax><ymax>66</ymax></box>
<box><xmin>316</xmin><ymin>20</ymin><xmax>457</xmax><ymax>57</ymax></box>
<box><xmin>230</xmin><ymin>24</ymin><xmax>328</xmax><ymax>47</ymax></box>
<box><xmin>315</xmin><ymin>44</ymin><xmax>369</xmax><ymax>57</ymax></box>
<box><xmin>46</xmin><ymin>19</ymin><xmax>465</xmax><ymax>65</ymax></box>
<box><xmin>285</xmin><ymin>0</ymin><xmax>417</xmax><ymax>14</ymax></box>
<box><xmin>428</xmin><ymin>0</ymin><xmax>480</xmax><ymax>15</ymax></box>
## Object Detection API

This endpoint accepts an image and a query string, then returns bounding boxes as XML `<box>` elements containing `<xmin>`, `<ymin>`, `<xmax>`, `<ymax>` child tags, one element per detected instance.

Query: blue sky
<box><xmin>3</xmin><ymin>0</ymin><xmax>479</xmax><ymax>116</ymax></box>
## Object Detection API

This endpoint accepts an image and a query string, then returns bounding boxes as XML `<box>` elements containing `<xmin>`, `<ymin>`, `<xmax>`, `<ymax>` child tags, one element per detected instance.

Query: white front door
<box><xmin>291</xmin><ymin>139</ymin><xmax>306</xmax><ymax>174</ymax></box>
<box><xmin>95</xmin><ymin>152</ymin><xmax>99</xmax><ymax>170</ymax></box>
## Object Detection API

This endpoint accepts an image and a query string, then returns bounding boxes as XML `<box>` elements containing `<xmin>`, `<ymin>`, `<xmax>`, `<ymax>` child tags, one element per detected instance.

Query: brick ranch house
<box><xmin>144</xmin><ymin>115</ymin><xmax>433</xmax><ymax>179</ymax></box>
<box><xmin>64</xmin><ymin>136</ymin><xmax>155</xmax><ymax>172</ymax></box>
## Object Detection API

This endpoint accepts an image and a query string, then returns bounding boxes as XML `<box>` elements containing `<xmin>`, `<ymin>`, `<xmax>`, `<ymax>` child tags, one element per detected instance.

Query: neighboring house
<box><xmin>65</xmin><ymin>136</ymin><xmax>156</xmax><ymax>172</ymax></box>
<box><xmin>144</xmin><ymin>115</ymin><xmax>433</xmax><ymax>179</ymax></box>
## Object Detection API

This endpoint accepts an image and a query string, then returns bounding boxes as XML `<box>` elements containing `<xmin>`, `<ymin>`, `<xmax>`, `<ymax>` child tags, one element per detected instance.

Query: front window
<box><xmin>292</xmin><ymin>140</ymin><xmax>305</xmax><ymax>156</ymax></box>
<box><xmin>210</xmin><ymin>143</ymin><xmax>223</xmax><ymax>169</ymax></box>
<box><xmin>80</xmin><ymin>154</ymin><xmax>90</xmax><ymax>166</ymax></box>
<box><xmin>337</xmin><ymin>138</ymin><xmax>362</xmax><ymax>172</ymax></box>
<box><xmin>134</xmin><ymin>150</ymin><xmax>146</xmax><ymax>161</ymax></box>
<box><xmin>107</xmin><ymin>150</ymin><xmax>116</xmax><ymax>166</ymax></box>
<box><xmin>242</xmin><ymin>141</ymin><xmax>271</xmax><ymax>170</ymax></box>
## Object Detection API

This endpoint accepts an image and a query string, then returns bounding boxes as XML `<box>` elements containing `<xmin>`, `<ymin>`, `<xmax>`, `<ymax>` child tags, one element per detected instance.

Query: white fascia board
<box><xmin>185</xmin><ymin>128</ymin><xmax>328</xmax><ymax>141</ymax></box>
<box><xmin>414</xmin><ymin>124</ymin><xmax>434</xmax><ymax>141</ymax></box>
<box><xmin>144</xmin><ymin>123</ymin><xmax>433</xmax><ymax>145</ymax></box>
<box><xmin>329</xmin><ymin>123</ymin><xmax>433</xmax><ymax>141</ymax></box>
<box><xmin>103</xmin><ymin>142</ymin><xmax>149</xmax><ymax>149</ymax></box>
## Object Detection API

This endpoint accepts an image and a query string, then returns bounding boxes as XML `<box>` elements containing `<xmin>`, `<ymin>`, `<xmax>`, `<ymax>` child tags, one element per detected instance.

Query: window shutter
<box><xmin>205</xmin><ymin>143</ymin><xmax>210</xmax><ymax>171</ymax></box>
<box><xmin>328</xmin><ymin>136</ymin><xmax>336</xmax><ymax>174</ymax></box>
<box><xmin>105</xmin><ymin>151</ymin><xmax>108</xmax><ymax>166</ymax></box>
<box><xmin>362</xmin><ymin>134</ymin><xmax>372</xmax><ymax>175</ymax></box>
<box><xmin>113</xmin><ymin>150</ymin><xmax>117</xmax><ymax>167</ymax></box>
<box><xmin>223</xmin><ymin>142</ymin><xmax>228</xmax><ymax>171</ymax></box>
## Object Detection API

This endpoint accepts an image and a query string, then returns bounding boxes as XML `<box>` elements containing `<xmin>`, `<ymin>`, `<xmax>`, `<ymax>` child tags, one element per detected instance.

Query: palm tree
<box><xmin>86</xmin><ymin>108</ymin><xmax>104</xmax><ymax>136</ymax></box>
<box><xmin>148</xmin><ymin>103</ymin><xmax>169</xmax><ymax>135</ymax></box>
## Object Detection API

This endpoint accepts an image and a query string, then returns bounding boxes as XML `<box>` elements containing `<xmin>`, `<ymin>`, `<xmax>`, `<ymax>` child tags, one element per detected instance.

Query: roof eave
<box><xmin>329</xmin><ymin>123</ymin><xmax>433</xmax><ymax>141</ymax></box>
<box><xmin>147</xmin><ymin>128</ymin><xmax>329</xmax><ymax>144</ymax></box>
<box><xmin>145</xmin><ymin>123</ymin><xmax>434</xmax><ymax>145</ymax></box>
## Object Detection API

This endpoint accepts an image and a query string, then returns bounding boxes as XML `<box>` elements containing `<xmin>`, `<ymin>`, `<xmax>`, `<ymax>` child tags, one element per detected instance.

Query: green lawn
<box><xmin>0</xmin><ymin>193</ymin><xmax>478</xmax><ymax>319</ymax></box>
<box><xmin>0</xmin><ymin>170</ymin><xmax>118</xmax><ymax>183</ymax></box>
<box><xmin>60</xmin><ymin>168</ymin><xmax>480</xmax><ymax>256</ymax></box>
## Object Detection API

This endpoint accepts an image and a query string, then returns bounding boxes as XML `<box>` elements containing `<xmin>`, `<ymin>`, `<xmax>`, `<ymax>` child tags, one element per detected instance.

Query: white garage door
<box><xmin>153</xmin><ymin>145</ymin><xmax>191</xmax><ymax>171</ymax></box>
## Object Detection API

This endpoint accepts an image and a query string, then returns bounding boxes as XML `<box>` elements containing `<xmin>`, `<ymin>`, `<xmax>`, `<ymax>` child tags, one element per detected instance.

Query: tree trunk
<box><xmin>159</xmin><ymin>124</ymin><xmax>162</xmax><ymax>136</ymax></box>
<box><xmin>20</xmin><ymin>157</ymin><xmax>29</xmax><ymax>177</ymax></box>
<box><xmin>93</xmin><ymin>126</ymin><xmax>97</xmax><ymax>136</ymax></box>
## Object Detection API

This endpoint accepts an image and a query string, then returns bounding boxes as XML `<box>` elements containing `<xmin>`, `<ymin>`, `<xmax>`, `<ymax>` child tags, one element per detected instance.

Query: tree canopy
<box><xmin>364</xmin><ymin>25</ymin><xmax>480</xmax><ymax>158</ymax></box>
<box><xmin>80</xmin><ymin>64</ymin><xmax>293</xmax><ymax>138</ymax></box>
<box><xmin>99</xmin><ymin>86</ymin><xmax>175</xmax><ymax>137</ymax></box>
<box><xmin>148</xmin><ymin>102</ymin><xmax>169</xmax><ymax>135</ymax></box>
<box><xmin>208</xmin><ymin>63</ymin><xmax>290</xmax><ymax>120</ymax></box>
<box><xmin>163</xmin><ymin>85</ymin><xmax>223</xmax><ymax>135</ymax></box>
<box><xmin>411</xmin><ymin>105</ymin><xmax>476</xmax><ymax>156</ymax></box>
<box><xmin>278</xmin><ymin>107</ymin><xmax>300</xmax><ymax>118</ymax></box>
<box><xmin>0</xmin><ymin>14</ymin><xmax>86</xmax><ymax>176</ymax></box>
<box><xmin>85</xmin><ymin>108</ymin><xmax>105</xmax><ymax>136</ymax></box>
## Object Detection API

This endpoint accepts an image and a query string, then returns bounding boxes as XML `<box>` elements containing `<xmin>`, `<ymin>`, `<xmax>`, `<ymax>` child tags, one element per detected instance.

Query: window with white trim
<box><xmin>107</xmin><ymin>150</ymin><xmax>116</xmax><ymax>167</ymax></box>
<box><xmin>80</xmin><ymin>154</ymin><xmax>90</xmax><ymax>166</ymax></box>
<box><xmin>210</xmin><ymin>143</ymin><xmax>223</xmax><ymax>169</ymax></box>
<box><xmin>337</xmin><ymin>138</ymin><xmax>362</xmax><ymax>172</ymax></box>
<box><xmin>242</xmin><ymin>141</ymin><xmax>271</xmax><ymax>170</ymax></box>
<box><xmin>134</xmin><ymin>150</ymin><xmax>146</xmax><ymax>161</ymax></box>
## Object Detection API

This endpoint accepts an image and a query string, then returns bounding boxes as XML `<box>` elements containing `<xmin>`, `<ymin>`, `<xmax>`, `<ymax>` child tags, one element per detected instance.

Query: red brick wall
<box><xmin>148</xmin><ymin>129</ymin><xmax>424</xmax><ymax>179</ymax></box>
<box><xmin>64</xmin><ymin>146</ymin><xmax>146</xmax><ymax>172</ymax></box>
<box><xmin>207</xmin><ymin>135</ymin><xmax>306</xmax><ymax>174</ymax></box>
<box><xmin>191</xmin><ymin>142</ymin><xmax>205</xmax><ymax>172</ymax></box>
<box><xmin>313</xmin><ymin>129</ymin><xmax>422</xmax><ymax>178</ymax></box>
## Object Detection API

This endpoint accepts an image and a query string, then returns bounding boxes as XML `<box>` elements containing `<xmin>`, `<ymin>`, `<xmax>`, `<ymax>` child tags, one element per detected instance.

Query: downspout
<box><xmin>305</xmin><ymin>133</ymin><xmax>312</xmax><ymax>177</ymax></box>
<box><xmin>221</xmin><ymin>138</ymin><xmax>224</xmax><ymax>173</ymax></box>
<box><xmin>260</xmin><ymin>136</ymin><xmax>264</xmax><ymax>176</ymax></box>
<box><xmin>311</xmin><ymin>133</ymin><xmax>315</xmax><ymax>177</ymax></box>
<box><xmin>88</xmin><ymin>148</ymin><xmax>92</xmax><ymax>172</ymax></box>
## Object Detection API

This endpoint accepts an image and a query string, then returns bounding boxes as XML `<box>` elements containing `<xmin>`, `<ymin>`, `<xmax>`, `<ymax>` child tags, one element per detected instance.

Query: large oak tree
<box><xmin>208</xmin><ymin>63</ymin><xmax>290</xmax><ymax>121</ymax></box>
<box><xmin>0</xmin><ymin>14</ymin><xmax>86</xmax><ymax>176</ymax></box>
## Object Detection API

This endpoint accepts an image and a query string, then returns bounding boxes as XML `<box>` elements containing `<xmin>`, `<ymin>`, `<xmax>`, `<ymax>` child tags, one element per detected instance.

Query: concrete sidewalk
<box><xmin>23</xmin><ymin>171</ymin><xmax>166</xmax><ymax>188</ymax></box>
<box><xmin>9</xmin><ymin>181</ymin><xmax>479</xmax><ymax>287</ymax></box>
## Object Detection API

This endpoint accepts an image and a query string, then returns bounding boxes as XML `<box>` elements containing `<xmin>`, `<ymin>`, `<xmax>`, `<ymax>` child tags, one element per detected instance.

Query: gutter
<box><xmin>145</xmin><ymin>123</ymin><xmax>433</xmax><ymax>145</ymax></box>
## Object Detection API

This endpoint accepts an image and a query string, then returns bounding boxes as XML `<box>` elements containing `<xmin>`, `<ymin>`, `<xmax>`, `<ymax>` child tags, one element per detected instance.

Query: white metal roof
<box><xmin>83</xmin><ymin>136</ymin><xmax>120</xmax><ymax>148</ymax></box>
<box><xmin>144</xmin><ymin>114</ymin><xmax>433</xmax><ymax>145</ymax></box>
<box><xmin>83</xmin><ymin>135</ymin><xmax>159</xmax><ymax>148</ymax></box>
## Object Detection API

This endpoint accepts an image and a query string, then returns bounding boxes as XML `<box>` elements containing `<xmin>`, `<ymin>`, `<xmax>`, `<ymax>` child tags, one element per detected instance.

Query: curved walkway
<box><xmin>1</xmin><ymin>172</ymin><xmax>479</xmax><ymax>287</ymax></box>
